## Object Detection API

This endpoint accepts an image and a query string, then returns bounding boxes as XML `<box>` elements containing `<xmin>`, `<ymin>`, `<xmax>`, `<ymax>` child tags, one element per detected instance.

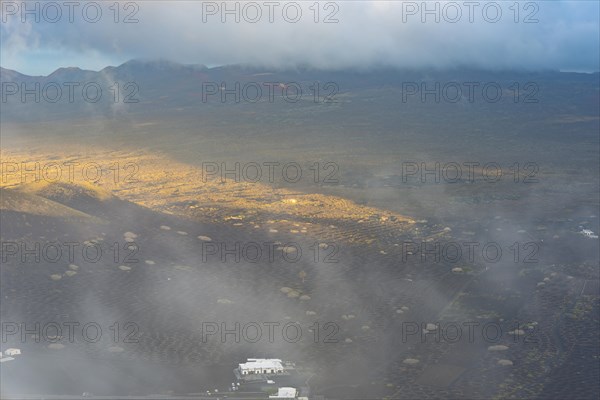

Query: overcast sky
<box><xmin>1</xmin><ymin>0</ymin><xmax>599</xmax><ymax>75</ymax></box>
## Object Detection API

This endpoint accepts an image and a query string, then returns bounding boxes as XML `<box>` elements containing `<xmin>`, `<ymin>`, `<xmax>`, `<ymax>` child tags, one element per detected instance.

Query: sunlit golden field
<box><xmin>1</xmin><ymin>143</ymin><xmax>418</xmax><ymax>248</ymax></box>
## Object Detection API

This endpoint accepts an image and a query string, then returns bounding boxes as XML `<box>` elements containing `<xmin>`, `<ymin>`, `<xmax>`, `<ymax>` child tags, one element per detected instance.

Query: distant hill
<box><xmin>1</xmin><ymin>59</ymin><xmax>598</xmax><ymax>122</ymax></box>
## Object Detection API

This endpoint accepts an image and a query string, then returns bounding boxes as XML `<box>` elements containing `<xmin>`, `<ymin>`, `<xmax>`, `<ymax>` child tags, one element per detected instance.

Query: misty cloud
<box><xmin>1</xmin><ymin>1</ymin><xmax>599</xmax><ymax>75</ymax></box>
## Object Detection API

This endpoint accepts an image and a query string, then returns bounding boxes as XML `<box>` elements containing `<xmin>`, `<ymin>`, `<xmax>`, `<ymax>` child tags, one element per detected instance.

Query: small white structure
<box><xmin>580</xmin><ymin>229</ymin><xmax>599</xmax><ymax>239</ymax></box>
<box><xmin>0</xmin><ymin>356</ymin><xmax>15</xmax><ymax>363</ymax></box>
<box><xmin>269</xmin><ymin>387</ymin><xmax>297</xmax><ymax>399</ymax></box>
<box><xmin>4</xmin><ymin>348</ymin><xmax>21</xmax><ymax>356</ymax></box>
<box><xmin>239</xmin><ymin>358</ymin><xmax>284</xmax><ymax>375</ymax></box>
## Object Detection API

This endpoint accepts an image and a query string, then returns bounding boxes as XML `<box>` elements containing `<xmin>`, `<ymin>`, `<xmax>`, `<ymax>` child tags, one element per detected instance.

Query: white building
<box><xmin>239</xmin><ymin>358</ymin><xmax>284</xmax><ymax>375</ymax></box>
<box><xmin>269</xmin><ymin>387</ymin><xmax>297</xmax><ymax>399</ymax></box>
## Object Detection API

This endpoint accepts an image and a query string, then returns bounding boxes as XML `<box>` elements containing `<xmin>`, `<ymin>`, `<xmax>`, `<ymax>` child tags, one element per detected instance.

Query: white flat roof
<box><xmin>239</xmin><ymin>358</ymin><xmax>283</xmax><ymax>370</ymax></box>
<box><xmin>270</xmin><ymin>387</ymin><xmax>297</xmax><ymax>398</ymax></box>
